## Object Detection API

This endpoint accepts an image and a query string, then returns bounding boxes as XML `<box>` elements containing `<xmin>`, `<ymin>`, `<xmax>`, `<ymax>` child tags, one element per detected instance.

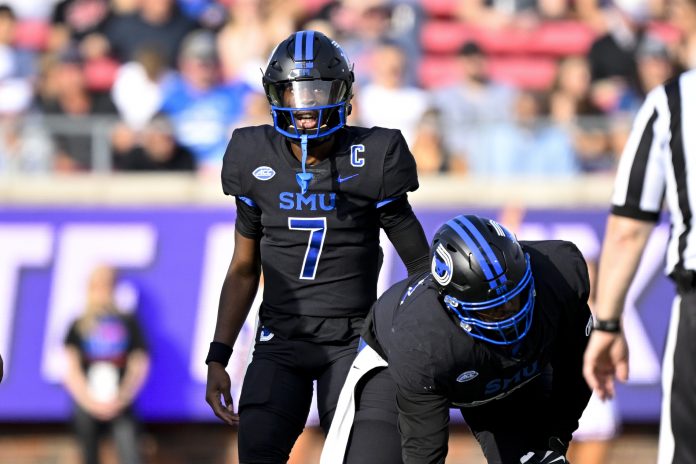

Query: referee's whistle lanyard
<box><xmin>296</xmin><ymin>134</ymin><xmax>313</xmax><ymax>194</ymax></box>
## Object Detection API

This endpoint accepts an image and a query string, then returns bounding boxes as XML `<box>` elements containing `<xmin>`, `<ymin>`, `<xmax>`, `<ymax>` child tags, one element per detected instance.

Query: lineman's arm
<box><xmin>396</xmin><ymin>385</ymin><xmax>450</xmax><ymax>464</ymax></box>
<box><xmin>583</xmin><ymin>214</ymin><xmax>655</xmax><ymax>399</ymax></box>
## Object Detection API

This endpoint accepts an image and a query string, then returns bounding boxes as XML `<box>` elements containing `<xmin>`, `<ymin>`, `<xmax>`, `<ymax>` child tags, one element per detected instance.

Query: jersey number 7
<box><xmin>288</xmin><ymin>217</ymin><xmax>327</xmax><ymax>280</ymax></box>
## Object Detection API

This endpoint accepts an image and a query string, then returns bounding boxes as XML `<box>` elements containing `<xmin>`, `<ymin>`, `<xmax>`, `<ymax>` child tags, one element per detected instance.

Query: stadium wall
<box><xmin>0</xmin><ymin>174</ymin><xmax>670</xmax><ymax>424</ymax></box>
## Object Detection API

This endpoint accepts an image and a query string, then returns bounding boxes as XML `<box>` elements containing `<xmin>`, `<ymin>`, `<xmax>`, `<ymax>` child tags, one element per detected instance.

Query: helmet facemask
<box><xmin>442</xmin><ymin>255</ymin><xmax>535</xmax><ymax>345</ymax></box>
<box><xmin>266</xmin><ymin>79</ymin><xmax>350</xmax><ymax>140</ymax></box>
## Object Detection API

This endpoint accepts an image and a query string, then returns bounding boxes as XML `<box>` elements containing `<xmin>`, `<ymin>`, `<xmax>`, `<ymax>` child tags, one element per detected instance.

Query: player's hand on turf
<box><xmin>205</xmin><ymin>362</ymin><xmax>239</xmax><ymax>425</ymax></box>
<box><xmin>583</xmin><ymin>330</ymin><xmax>628</xmax><ymax>401</ymax></box>
<box><xmin>519</xmin><ymin>449</ymin><xmax>568</xmax><ymax>464</ymax></box>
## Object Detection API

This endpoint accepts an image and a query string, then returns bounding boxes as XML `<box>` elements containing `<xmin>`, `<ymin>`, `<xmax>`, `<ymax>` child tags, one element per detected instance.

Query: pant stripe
<box><xmin>657</xmin><ymin>295</ymin><xmax>680</xmax><ymax>464</ymax></box>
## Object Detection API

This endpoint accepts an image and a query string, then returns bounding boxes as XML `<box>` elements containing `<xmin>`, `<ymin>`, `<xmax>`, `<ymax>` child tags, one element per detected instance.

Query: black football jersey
<box><xmin>365</xmin><ymin>240</ymin><xmax>592</xmax><ymax>444</ymax></box>
<box><xmin>221</xmin><ymin>125</ymin><xmax>418</xmax><ymax>318</ymax></box>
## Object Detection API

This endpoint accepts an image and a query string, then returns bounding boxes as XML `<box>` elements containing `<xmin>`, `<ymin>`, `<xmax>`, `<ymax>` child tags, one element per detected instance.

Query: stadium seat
<box><xmin>487</xmin><ymin>56</ymin><xmax>558</xmax><ymax>90</ymax></box>
<box><xmin>419</xmin><ymin>55</ymin><xmax>460</xmax><ymax>88</ymax></box>
<box><xmin>421</xmin><ymin>20</ymin><xmax>475</xmax><ymax>54</ymax></box>
<box><xmin>647</xmin><ymin>21</ymin><xmax>681</xmax><ymax>44</ymax></box>
<box><xmin>422</xmin><ymin>20</ymin><xmax>597</xmax><ymax>56</ymax></box>
<box><xmin>421</xmin><ymin>0</ymin><xmax>459</xmax><ymax>18</ymax></box>
<box><xmin>529</xmin><ymin>21</ymin><xmax>596</xmax><ymax>56</ymax></box>
<box><xmin>421</xmin><ymin>21</ymin><xmax>532</xmax><ymax>55</ymax></box>
<box><xmin>13</xmin><ymin>20</ymin><xmax>50</xmax><ymax>52</ymax></box>
<box><xmin>419</xmin><ymin>54</ymin><xmax>557</xmax><ymax>90</ymax></box>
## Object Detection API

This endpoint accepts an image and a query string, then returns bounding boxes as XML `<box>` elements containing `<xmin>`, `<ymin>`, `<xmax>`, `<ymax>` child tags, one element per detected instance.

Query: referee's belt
<box><xmin>670</xmin><ymin>267</ymin><xmax>696</xmax><ymax>293</ymax></box>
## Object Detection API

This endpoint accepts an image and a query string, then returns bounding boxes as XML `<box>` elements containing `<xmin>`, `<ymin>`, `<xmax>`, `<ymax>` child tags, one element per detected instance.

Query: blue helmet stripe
<box><xmin>294</xmin><ymin>31</ymin><xmax>304</xmax><ymax>61</ymax></box>
<box><xmin>445</xmin><ymin>219</ymin><xmax>497</xmax><ymax>288</ymax></box>
<box><xmin>305</xmin><ymin>30</ymin><xmax>315</xmax><ymax>60</ymax></box>
<box><xmin>455</xmin><ymin>216</ymin><xmax>507</xmax><ymax>284</ymax></box>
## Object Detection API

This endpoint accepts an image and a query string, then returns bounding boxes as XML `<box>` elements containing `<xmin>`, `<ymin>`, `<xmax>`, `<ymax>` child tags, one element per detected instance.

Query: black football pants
<box><xmin>658</xmin><ymin>293</ymin><xmax>696</xmax><ymax>464</ymax></box>
<box><xmin>237</xmin><ymin>333</ymin><xmax>359</xmax><ymax>464</ymax></box>
<box><xmin>344</xmin><ymin>368</ymin><xmax>556</xmax><ymax>464</ymax></box>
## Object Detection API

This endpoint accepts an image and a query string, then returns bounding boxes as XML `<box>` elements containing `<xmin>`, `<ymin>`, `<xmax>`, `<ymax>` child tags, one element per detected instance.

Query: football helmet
<box><xmin>430</xmin><ymin>214</ymin><xmax>535</xmax><ymax>345</ymax></box>
<box><xmin>262</xmin><ymin>30</ymin><xmax>354</xmax><ymax>141</ymax></box>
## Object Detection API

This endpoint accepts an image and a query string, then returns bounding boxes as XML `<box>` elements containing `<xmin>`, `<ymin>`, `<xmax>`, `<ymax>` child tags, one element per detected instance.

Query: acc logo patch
<box><xmin>432</xmin><ymin>243</ymin><xmax>453</xmax><ymax>286</ymax></box>
<box><xmin>457</xmin><ymin>370</ymin><xmax>479</xmax><ymax>383</ymax></box>
<box><xmin>253</xmin><ymin>166</ymin><xmax>275</xmax><ymax>181</ymax></box>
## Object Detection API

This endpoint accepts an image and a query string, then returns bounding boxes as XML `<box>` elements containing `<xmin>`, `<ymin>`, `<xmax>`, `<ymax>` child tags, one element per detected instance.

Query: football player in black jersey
<box><xmin>321</xmin><ymin>214</ymin><xmax>593</xmax><ymax>464</ymax></box>
<box><xmin>203</xmin><ymin>30</ymin><xmax>430</xmax><ymax>463</ymax></box>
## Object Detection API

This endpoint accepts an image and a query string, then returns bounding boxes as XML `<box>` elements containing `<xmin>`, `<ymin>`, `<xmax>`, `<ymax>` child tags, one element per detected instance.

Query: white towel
<box><xmin>320</xmin><ymin>345</ymin><xmax>388</xmax><ymax>464</ymax></box>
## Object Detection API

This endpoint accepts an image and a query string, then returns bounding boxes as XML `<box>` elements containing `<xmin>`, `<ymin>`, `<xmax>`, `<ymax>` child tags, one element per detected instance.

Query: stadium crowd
<box><xmin>0</xmin><ymin>0</ymin><xmax>690</xmax><ymax>177</ymax></box>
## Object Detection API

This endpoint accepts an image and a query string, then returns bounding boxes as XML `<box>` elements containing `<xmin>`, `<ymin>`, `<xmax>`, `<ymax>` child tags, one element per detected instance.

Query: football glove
<box><xmin>519</xmin><ymin>449</ymin><xmax>567</xmax><ymax>464</ymax></box>
<box><xmin>519</xmin><ymin>437</ymin><xmax>569</xmax><ymax>464</ymax></box>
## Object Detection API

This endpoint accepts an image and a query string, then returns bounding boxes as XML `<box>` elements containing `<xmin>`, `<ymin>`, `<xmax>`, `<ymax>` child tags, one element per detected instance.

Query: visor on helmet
<box><xmin>267</xmin><ymin>80</ymin><xmax>350</xmax><ymax>139</ymax></box>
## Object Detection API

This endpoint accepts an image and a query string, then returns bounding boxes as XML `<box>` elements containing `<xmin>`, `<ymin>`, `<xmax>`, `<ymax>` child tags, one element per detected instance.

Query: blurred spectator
<box><xmin>40</xmin><ymin>50</ymin><xmax>116</xmax><ymax>171</ymax></box>
<box><xmin>0</xmin><ymin>5</ymin><xmax>35</xmax><ymax>116</ymax></box>
<box><xmin>318</xmin><ymin>0</ymin><xmax>422</xmax><ymax>87</ymax></box>
<box><xmin>176</xmin><ymin>0</ymin><xmax>227</xmax><ymax>29</ymax></box>
<box><xmin>112</xmin><ymin>117</ymin><xmax>196</xmax><ymax>171</ymax></box>
<box><xmin>216</xmin><ymin>0</ymin><xmax>297</xmax><ymax>88</ymax></box>
<box><xmin>636</xmin><ymin>35</ymin><xmax>676</xmax><ymax>93</ymax></box>
<box><xmin>233</xmin><ymin>91</ymin><xmax>271</xmax><ymax>127</ymax></box>
<box><xmin>159</xmin><ymin>29</ymin><xmax>250</xmax><ymax>171</ymax></box>
<box><xmin>0</xmin><ymin>115</ymin><xmax>54</xmax><ymax>173</ymax></box>
<box><xmin>111</xmin><ymin>45</ymin><xmax>172</xmax><ymax>130</ymax></box>
<box><xmin>456</xmin><ymin>0</ymin><xmax>539</xmax><ymax>29</ymax></box>
<box><xmin>50</xmin><ymin>0</ymin><xmax>112</xmax><ymax>52</ymax></box>
<box><xmin>431</xmin><ymin>41</ymin><xmax>517</xmax><ymax>174</ymax></box>
<box><xmin>587</xmin><ymin>0</ymin><xmax>653</xmax><ymax>112</ymax></box>
<box><xmin>672</xmin><ymin>0</ymin><xmax>696</xmax><ymax>68</ymax></box>
<box><xmin>410</xmin><ymin>108</ymin><xmax>450</xmax><ymax>174</ymax></box>
<box><xmin>100</xmin><ymin>0</ymin><xmax>196</xmax><ymax>66</ymax></box>
<box><xmin>472</xmin><ymin>90</ymin><xmax>579</xmax><ymax>176</ymax></box>
<box><xmin>62</xmin><ymin>265</ymin><xmax>150</xmax><ymax>464</ymax></box>
<box><xmin>549</xmin><ymin>56</ymin><xmax>613</xmax><ymax>172</ymax></box>
<box><xmin>356</xmin><ymin>40</ymin><xmax>429</xmax><ymax>147</ymax></box>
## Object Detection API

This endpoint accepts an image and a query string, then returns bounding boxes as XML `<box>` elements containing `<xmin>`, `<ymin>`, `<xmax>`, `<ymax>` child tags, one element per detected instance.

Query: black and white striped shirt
<box><xmin>612</xmin><ymin>69</ymin><xmax>696</xmax><ymax>274</ymax></box>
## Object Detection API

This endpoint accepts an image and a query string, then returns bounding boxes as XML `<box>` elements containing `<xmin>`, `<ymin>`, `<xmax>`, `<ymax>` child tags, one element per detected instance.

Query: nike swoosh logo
<box><xmin>548</xmin><ymin>457</ymin><xmax>566</xmax><ymax>463</ymax></box>
<box><xmin>337</xmin><ymin>173</ymin><xmax>359</xmax><ymax>183</ymax></box>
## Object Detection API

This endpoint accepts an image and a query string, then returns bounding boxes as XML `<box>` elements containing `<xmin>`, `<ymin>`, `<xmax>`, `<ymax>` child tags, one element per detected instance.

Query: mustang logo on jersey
<box><xmin>279</xmin><ymin>192</ymin><xmax>336</xmax><ymax>211</ymax></box>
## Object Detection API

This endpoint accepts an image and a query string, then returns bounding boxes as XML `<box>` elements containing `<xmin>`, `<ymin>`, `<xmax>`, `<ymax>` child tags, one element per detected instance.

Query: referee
<box><xmin>583</xmin><ymin>70</ymin><xmax>696</xmax><ymax>464</ymax></box>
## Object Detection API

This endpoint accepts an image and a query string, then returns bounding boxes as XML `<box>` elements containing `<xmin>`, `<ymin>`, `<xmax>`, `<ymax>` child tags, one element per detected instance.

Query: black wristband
<box><xmin>593</xmin><ymin>318</ymin><xmax>621</xmax><ymax>333</ymax></box>
<box><xmin>205</xmin><ymin>341</ymin><xmax>233</xmax><ymax>366</ymax></box>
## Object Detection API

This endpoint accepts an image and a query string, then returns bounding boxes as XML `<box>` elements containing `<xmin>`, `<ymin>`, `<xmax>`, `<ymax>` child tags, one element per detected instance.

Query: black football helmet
<box><xmin>430</xmin><ymin>214</ymin><xmax>535</xmax><ymax>345</ymax></box>
<box><xmin>262</xmin><ymin>30</ymin><xmax>354</xmax><ymax>141</ymax></box>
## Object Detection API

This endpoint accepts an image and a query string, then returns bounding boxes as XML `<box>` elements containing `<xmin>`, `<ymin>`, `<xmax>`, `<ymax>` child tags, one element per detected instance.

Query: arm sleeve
<box><xmin>64</xmin><ymin>321</ymin><xmax>80</xmax><ymax>347</ymax></box>
<box><xmin>380</xmin><ymin>131</ymin><xmax>419</xmax><ymax>201</ymax></box>
<box><xmin>396</xmin><ymin>385</ymin><xmax>450</xmax><ymax>464</ymax></box>
<box><xmin>610</xmin><ymin>86</ymin><xmax>667</xmax><ymax>222</ymax></box>
<box><xmin>547</xmin><ymin>250</ymin><xmax>593</xmax><ymax>445</ymax></box>
<box><xmin>125</xmin><ymin>315</ymin><xmax>148</xmax><ymax>353</ymax></box>
<box><xmin>221</xmin><ymin>129</ymin><xmax>245</xmax><ymax>197</ymax></box>
<box><xmin>235</xmin><ymin>197</ymin><xmax>263</xmax><ymax>239</ymax></box>
<box><xmin>379</xmin><ymin>195</ymin><xmax>430</xmax><ymax>276</ymax></box>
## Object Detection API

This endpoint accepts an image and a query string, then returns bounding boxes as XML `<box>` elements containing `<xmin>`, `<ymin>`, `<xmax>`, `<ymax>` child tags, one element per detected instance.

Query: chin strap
<box><xmin>296</xmin><ymin>134</ymin><xmax>313</xmax><ymax>194</ymax></box>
